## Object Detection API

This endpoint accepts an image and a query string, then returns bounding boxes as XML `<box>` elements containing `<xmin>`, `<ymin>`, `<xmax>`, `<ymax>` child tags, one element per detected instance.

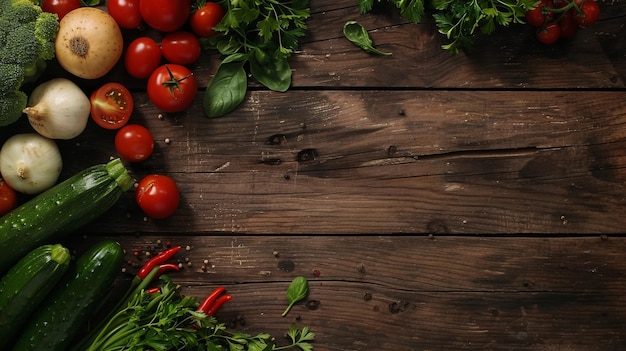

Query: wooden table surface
<box><xmin>15</xmin><ymin>0</ymin><xmax>626</xmax><ymax>350</ymax></box>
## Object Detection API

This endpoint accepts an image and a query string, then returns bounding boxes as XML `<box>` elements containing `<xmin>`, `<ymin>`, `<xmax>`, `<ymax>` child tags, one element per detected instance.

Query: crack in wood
<box><xmin>415</xmin><ymin>147</ymin><xmax>542</xmax><ymax>161</ymax></box>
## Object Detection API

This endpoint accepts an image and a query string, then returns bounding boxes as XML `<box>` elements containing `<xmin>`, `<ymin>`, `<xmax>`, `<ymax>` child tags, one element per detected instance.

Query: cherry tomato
<box><xmin>41</xmin><ymin>0</ymin><xmax>81</xmax><ymax>20</ymax></box>
<box><xmin>525</xmin><ymin>0</ymin><xmax>553</xmax><ymax>27</ymax></box>
<box><xmin>90</xmin><ymin>82</ymin><xmax>134</xmax><ymax>130</ymax></box>
<box><xmin>108</xmin><ymin>0</ymin><xmax>143</xmax><ymax>29</ymax></box>
<box><xmin>115</xmin><ymin>124</ymin><xmax>154</xmax><ymax>162</ymax></box>
<box><xmin>558</xmin><ymin>10</ymin><xmax>580</xmax><ymax>39</ymax></box>
<box><xmin>139</xmin><ymin>0</ymin><xmax>190</xmax><ymax>32</ymax></box>
<box><xmin>0</xmin><ymin>179</ymin><xmax>17</xmax><ymax>216</ymax></box>
<box><xmin>574</xmin><ymin>0</ymin><xmax>600</xmax><ymax>27</ymax></box>
<box><xmin>536</xmin><ymin>22</ymin><xmax>561</xmax><ymax>44</ymax></box>
<box><xmin>161</xmin><ymin>31</ymin><xmax>201</xmax><ymax>65</ymax></box>
<box><xmin>190</xmin><ymin>2</ymin><xmax>225</xmax><ymax>38</ymax></box>
<box><xmin>125</xmin><ymin>37</ymin><xmax>163</xmax><ymax>79</ymax></box>
<box><xmin>147</xmin><ymin>64</ymin><xmax>198</xmax><ymax>113</ymax></box>
<box><xmin>135</xmin><ymin>174</ymin><xmax>180</xmax><ymax>219</ymax></box>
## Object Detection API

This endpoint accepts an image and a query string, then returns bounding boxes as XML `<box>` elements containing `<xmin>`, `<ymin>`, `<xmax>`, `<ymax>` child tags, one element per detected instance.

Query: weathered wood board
<box><xmin>4</xmin><ymin>0</ymin><xmax>626</xmax><ymax>349</ymax></box>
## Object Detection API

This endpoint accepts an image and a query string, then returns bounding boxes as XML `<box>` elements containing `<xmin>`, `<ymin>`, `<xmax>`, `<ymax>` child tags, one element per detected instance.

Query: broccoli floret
<box><xmin>36</xmin><ymin>12</ymin><xmax>59</xmax><ymax>60</ymax></box>
<box><xmin>0</xmin><ymin>0</ymin><xmax>59</xmax><ymax>127</ymax></box>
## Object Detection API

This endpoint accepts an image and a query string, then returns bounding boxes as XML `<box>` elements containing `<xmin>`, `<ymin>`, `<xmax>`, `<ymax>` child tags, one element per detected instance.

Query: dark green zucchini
<box><xmin>0</xmin><ymin>158</ymin><xmax>133</xmax><ymax>273</ymax></box>
<box><xmin>0</xmin><ymin>244</ymin><xmax>70</xmax><ymax>349</ymax></box>
<box><xmin>13</xmin><ymin>240</ymin><xmax>124</xmax><ymax>351</ymax></box>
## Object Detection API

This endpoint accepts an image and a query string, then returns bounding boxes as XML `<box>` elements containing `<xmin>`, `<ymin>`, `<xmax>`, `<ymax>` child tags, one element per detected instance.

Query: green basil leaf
<box><xmin>343</xmin><ymin>20</ymin><xmax>392</xmax><ymax>56</ymax></box>
<box><xmin>80</xmin><ymin>0</ymin><xmax>102</xmax><ymax>5</ymax></box>
<box><xmin>216</xmin><ymin>36</ymin><xmax>245</xmax><ymax>56</ymax></box>
<box><xmin>282</xmin><ymin>276</ymin><xmax>308</xmax><ymax>317</ymax></box>
<box><xmin>203</xmin><ymin>60</ymin><xmax>248</xmax><ymax>118</ymax></box>
<box><xmin>286</xmin><ymin>276</ymin><xmax>309</xmax><ymax>303</ymax></box>
<box><xmin>249</xmin><ymin>48</ymin><xmax>292</xmax><ymax>92</ymax></box>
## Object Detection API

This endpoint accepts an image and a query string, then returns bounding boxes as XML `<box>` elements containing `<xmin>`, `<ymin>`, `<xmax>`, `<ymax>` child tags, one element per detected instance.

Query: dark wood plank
<box><xmin>67</xmin><ymin>235</ymin><xmax>626</xmax><ymax>351</ymax></box>
<box><xmin>48</xmin><ymin>90</ymin><xmax>626</xmax><ymax>235</ymax></box>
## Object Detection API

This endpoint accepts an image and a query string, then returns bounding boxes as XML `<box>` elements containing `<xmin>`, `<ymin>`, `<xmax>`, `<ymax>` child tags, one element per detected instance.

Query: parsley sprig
<box><xmin>82</xmin><ymin>276</ymin><xmax>314</xmax><ymax>351</ymax></box>
<box><xmin>357</xmin><ymin>0</ymin><xmax>537</xmax><ymax>53</ymax></box>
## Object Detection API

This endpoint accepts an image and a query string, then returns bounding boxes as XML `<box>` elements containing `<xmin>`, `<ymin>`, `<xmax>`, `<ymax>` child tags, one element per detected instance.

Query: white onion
<box><xmin>0</xmin><ymin>133</ymin><xmax>63</xmax><ymax>194</ymax></box>
<box><xmin>23</xmin><ymin>78</ymin><xmax>91</xmax><ymax>140</ymax></box>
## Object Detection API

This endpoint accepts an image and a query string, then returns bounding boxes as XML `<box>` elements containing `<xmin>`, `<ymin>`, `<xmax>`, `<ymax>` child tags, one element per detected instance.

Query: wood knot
<box><xmin>296</xmin><ymin>148</ymin><xmax>318</xmax><ymax>162</ymax></box>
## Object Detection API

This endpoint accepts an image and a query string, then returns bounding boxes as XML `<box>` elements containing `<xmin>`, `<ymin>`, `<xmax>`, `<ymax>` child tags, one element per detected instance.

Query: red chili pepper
<box><xmin>137</xmin><ymin>246</ymin><xmax>181</xmax><ymax>279</ymax></box>
<box><xmin>156</xmin><ymin>263</ymin><xmax>179</xmax><ymax>277</ymax></box>
<box><xmin>205</xmin><ymin>294</ymin><xmax>232</xmax><ymax>316</ymax></box>
<box><xmin>197</xmin><ymin>287</ymin><xmax>226</xmax><ymax>314</ymax></box>
<box><xmin>146</xmin><ymin>287</ymin><xmax>161</xmax><ymax>294</ymax></box>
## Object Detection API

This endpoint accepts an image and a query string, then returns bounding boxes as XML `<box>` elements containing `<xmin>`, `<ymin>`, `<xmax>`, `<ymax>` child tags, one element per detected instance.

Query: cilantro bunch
<box><xmin>357</xmin><ymin>0</ymin><xmax>537</xmax><ymax>53</ymax></box>
<box><xmin>202</xmin><ymin>0</ymin><xmax>310</xmax><ymax>118</ymax></box>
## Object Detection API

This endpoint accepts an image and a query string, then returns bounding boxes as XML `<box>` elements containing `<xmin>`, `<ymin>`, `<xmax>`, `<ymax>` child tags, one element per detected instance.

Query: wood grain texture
<box><xmin>5</xmin><ymin>1</ymin><xmax>626</xmax><ymax>350</ymax></box>
<box><xmin>68</xmin><ymin>235</ymin><xmax>626</xmax><ymax>351</ymax></box>
<box><xmin>45</xmin><ymin>89</ymin><xmax>626</xmax><ymax>234</ymax></box>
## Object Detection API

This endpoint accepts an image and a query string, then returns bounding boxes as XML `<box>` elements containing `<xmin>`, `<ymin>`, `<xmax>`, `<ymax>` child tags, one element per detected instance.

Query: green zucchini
<box><xmin>13</xmin><ymin>240</ymin><xmax>124</xmax><ymax>351</ymax></box>
<box><xmin>0</xmin><ymin>158</ymin><xmax>133</xmax><ymax>273</ymax></box>
<box><xmin>0</xmin><ymin>244</ymin><xmax>70</xmax><ymax>349</ymax></box>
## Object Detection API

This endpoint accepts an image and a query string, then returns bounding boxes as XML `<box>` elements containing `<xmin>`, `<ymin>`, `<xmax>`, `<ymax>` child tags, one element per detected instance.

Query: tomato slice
<box><xmin>90</xmin><ymin>82</ymin><xmax>134</xmax><ymax>129</ymax></box>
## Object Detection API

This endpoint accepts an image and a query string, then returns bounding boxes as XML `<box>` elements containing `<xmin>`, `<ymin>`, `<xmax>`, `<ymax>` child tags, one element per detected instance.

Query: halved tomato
<box><xmin>90</xmin><ymin>82</ymin><xmax>134</xmax><ymax>129</ymax></box>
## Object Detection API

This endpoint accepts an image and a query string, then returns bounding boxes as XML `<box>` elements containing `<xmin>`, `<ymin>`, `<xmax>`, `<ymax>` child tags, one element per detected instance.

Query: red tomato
<box><xmin>190</xmin><ymin>2</ymin><xmax>225</xmax><ymax>38</ymax></box>
<box><xmin>42</xmin><ymin>0</ymin><xmax>81</xmax><ymax>20</ymax></box>
<box><xmin>139</xmin><ymin>0</ymin><xmax>190</xmax><ymax>32</ymax></box>
<box><xmin>161</xmin><ymin>31</ymin><xmax>201</xmax><ymax>65</ymax></box>
<box><xmin>108</xmin><ymin>0</ymin><xmax>143</xmax><ymax>29</ymax></box>
<box><xmin>558</xmin><ymin>10</ymin><xmax>580</xmax><ymax>39</ymax></box>
<box><xmin>125</xmin><ymin>37</ymin><xmax>163</xmax><ymax>79</ymax></box>
<box><xmin>135</xmin><ymin>174</ymin><xmax>180</xmax><ymax>219</ymax></box>
<box><xmin>536</xmin><ymin>22</ymin><xmax>561</xmax><ymax>44</ymax></box>
<box><xmin>90</xmin><ymin>82</ymin><xmax>134</xmax><ymax>129</ymax></box>
<box><xmin>115</xmin><ymin>124</ymin><xmax>154</xmax><ymax>162</ymax></box>
<box><xmin>147</xmin><ymin>64</ymin><xmax>198</xmax><ymax>113</ymax></box>
<box><xmin>525</xmin><ymin>0</ymin><xmax>553</xmax><ymax>27</ymax></box>
<box><xmin>0</xmin><ymin>179</ymin><xmax>17</xmax><ymax>216</ymax></box>
<box><xmin>575</xmin><ymin>1</ymin><xmax>600</xmax><ymax>27</ymax></box>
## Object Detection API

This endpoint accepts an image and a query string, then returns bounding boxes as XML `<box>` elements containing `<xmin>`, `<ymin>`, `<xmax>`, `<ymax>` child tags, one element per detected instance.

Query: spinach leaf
<box><xmin>343</xmin><ymin>20</ymin><xmax>392</xmax><ymax>56</ymax></box>
<box><xmin>282</xmin><ymin>276</ymin><xmax>309</xmax><ymax>317</ymax></box>
<box><xmin>203</xmin><ymin>60</ymin><xmax>248</xmax><ymax>118</ymax></box>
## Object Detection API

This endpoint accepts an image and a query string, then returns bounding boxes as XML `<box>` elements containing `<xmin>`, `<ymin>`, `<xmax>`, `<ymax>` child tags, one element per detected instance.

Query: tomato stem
<box><xmin>162</xmin><ymin>64</ymin><xmax>195</xmax><ymax>95</ymax></box>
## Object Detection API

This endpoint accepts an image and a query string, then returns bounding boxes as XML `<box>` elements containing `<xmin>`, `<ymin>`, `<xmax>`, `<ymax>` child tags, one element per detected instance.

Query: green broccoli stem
<box><xmin>22</xmin><ymin>59</ymin><xmax>47</xmax><ymax>85</ymax></box>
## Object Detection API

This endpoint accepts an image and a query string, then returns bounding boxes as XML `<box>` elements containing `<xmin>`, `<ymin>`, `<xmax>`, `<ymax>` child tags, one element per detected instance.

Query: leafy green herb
<box><xmin>282</xmin><ymin>276</ymin><xmax>309</xmax><ymax>317</ymax></box>
<box><xmin>81</xmin><ymin>276</ymin><xmax>315</xmax><ymax>351</ymax></box>
<box><xmin>202</xmin><ymin>0</ymin><xmax>311</xmax><ymax>118</ymax></box>
<box><xmin>203</xmin><ymin>60</ymin><xmax>248</xmax><ymax>118</ymax></box>
<box><xmin>356</xmin><ymin>0</ymin><xmax>536</xmax><ymax>54</ymax></box>
<box><xmin>343</xmin><ymin>21</ymin><xmax>392</xmax><ymax>56</ymax></box>
<box><xmin>283</xmin><ymin>325</ymin><xmax>316</xmax><ymax>351</ymax></box>
<box><xmin>80</xmin><ymin>0</ymin><xmax>102</xmax><ymax>6</ymax></box>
